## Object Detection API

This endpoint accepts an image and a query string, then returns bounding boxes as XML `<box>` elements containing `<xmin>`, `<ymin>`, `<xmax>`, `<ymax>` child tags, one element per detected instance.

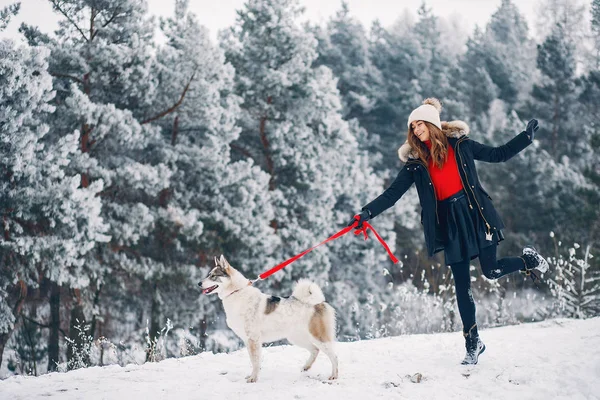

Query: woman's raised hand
<box><xmin>526</xmin><ymin>119</ymin><xmax>539</xmax><ymax>140</ymax></box>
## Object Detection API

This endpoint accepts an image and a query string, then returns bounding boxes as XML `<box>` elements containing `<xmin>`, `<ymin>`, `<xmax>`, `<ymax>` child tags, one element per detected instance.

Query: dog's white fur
<box><xmin>199</xmin><ymin>255</ymin><xmax>338</xmax><ymax>383</ymax></box>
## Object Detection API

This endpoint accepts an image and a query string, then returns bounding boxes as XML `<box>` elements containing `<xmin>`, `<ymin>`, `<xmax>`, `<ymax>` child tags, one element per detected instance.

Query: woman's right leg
<box><xmin>449</xmin><ymin>260</ymin><xmax>476</xmax><ymax>333</ymax></box>
<box><xmin>450</xmin><ymin>259</ymin><xmax>486</xmax><ymax>364</ymax></box>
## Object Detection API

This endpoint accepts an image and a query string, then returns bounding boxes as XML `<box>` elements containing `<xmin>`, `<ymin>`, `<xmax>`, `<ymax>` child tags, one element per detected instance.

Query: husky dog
<box><xmin>198</xmin><ymin>255</ymin><xmax>338</xmax><ymax>383</ymax></box>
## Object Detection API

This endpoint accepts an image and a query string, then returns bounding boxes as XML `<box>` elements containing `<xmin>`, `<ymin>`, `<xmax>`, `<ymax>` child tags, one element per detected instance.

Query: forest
<box><xmin>0</xmin><ymin>0</ymin><xmax>598</xmax><ymax>377</ymax></box>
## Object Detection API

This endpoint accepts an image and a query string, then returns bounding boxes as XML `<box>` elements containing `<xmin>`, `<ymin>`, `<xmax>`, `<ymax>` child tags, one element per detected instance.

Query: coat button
<box><xmin>471</xmin><ymin>185</ymin><xmax>474</xmax><ymax>188</ymax></box>
<box><xmin>464</xmin><ymin>164</ymin><xmax>467</xmax><ymax>166</ymax></box>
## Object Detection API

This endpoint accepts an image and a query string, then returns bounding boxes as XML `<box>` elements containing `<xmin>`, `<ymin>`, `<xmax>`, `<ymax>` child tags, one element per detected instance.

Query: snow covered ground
<box><xmin>1</xmin><ymin>318</ymin><xmax>599</xmax><ymax>400</ymax></box>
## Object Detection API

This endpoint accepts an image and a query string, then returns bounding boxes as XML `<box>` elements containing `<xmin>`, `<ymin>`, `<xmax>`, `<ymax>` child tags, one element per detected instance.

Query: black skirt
<box><xmin>438</xmin><ymin>190</ymin><xmax>504</xmax><ymax>265</ymax></box>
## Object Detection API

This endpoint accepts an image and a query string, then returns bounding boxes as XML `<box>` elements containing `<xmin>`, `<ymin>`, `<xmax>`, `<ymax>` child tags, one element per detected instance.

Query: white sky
<box><xmin>1</xmin><ymin>0</ymin><xmax>542</xmax><ymax>43</ymax></box>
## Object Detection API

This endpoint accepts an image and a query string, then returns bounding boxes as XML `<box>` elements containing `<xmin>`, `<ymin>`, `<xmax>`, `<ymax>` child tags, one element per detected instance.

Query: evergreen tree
<box><xmin>22</xmin><ymin>0</ymin><xmax>173</xmax><ymax>368</ymax></box>
<box><xmin>311</xmin><ymin>2</ymin><xmax>382</xmax><ymax>124</ymax></box>
<box><xmin>535</xmin><ymin>0</ymin><xmax>588</xmax><ymax>66</ymax></box>
<box><xmin>411</xmin><ymin>2</ymin><xmax>463</xmax><ymax>117</ymax></box>
<box><xmin>571</xmin><ymin>29</ymin><xmax>600</xmax><ymax>272</ymax></box>
<box><xmin>13</xmin><ymin>312</ymin><xmax>46</xmax><ymax>375</ymax></box>
<box><xmin>459</xmin><ymin>0</ymin><xmax>535</xmax><ymax>119</ymax></box>
<box><xmin>529</xmin><ymin>23</ymin><xmax>579</xmax><ymax>159</ymax></box>
<box><xmin>367</xmin><ymin>19</ymin><xmax>422</xmax><ymax>171</ymax></box>
<box><xmin>366</xmin><ymin>2</ymin><xmax>465</xmax><ymax>171</ymax></box>
<box><xmin>221</xmin><ymin>0</ymin><xmax>398</xmax><ymax>337</ymax></box>
<box><xmin>458</xmin><ymin>26</ymin><xmax>499</xmax><ymax>118</ymax></box>
<box><xmin>0</xmin><ymin>39</ymin><xmax>107</xmax><ymax>370</ymax></box>
<box><xmin>137</xmin><ymin>0</ymin><xmax>277</xmax><ymax>356</ymax></box>
<box><xmin>484</xmin><ymin>0</ymin><xmax>535</xmax><ymax>107</ymax></box>
<box><xmin>0</xmin><ymin>2</ymin><xmax>20</xmax><ymax>32</ymax></box>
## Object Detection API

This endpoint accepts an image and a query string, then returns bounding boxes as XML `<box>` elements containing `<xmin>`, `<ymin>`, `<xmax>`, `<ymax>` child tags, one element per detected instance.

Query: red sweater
<box><xmin>424</xmin><ymin>140</ymin><xmax>464</xmax><ymax>201</ymax></box>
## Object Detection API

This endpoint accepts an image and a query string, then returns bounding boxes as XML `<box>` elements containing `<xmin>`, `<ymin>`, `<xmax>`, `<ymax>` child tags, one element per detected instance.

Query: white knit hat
<box><xmin>407</xmin><ymin>98</ymin><xmax>442</xmax><ymax>130</ymax></box>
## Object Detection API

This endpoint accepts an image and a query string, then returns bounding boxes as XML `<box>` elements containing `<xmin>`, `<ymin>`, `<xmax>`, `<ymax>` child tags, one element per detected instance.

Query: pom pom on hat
<box><xmin>422</xmin><ymin>98</ymin><xmax>442</xmax><ymax>113</ymax></box>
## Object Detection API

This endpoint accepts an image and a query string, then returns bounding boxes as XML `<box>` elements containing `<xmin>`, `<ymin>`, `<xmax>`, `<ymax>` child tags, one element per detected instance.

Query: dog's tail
<box><xmin>292</xmin><ymin>279</ymin><xmax>326</xmax><ymax>305</ymax></box>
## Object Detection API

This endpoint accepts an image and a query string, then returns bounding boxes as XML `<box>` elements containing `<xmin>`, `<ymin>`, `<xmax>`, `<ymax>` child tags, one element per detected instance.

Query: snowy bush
<box><xmin>546</xmin><ymin>234</ymin><xmax>600</xmax><ymax>318</ymax></box>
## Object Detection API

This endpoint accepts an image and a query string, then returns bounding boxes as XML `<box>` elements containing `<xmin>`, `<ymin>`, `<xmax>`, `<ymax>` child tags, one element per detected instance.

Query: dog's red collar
<box><xmin>223</xmin><ymin>280</ymin><xmax>252</xmax><ymax>298</ymax></box>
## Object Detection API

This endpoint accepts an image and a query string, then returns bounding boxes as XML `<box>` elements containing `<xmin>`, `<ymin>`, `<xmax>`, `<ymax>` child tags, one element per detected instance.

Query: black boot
<box><xmin>520</xmin><ymin>245</ymin><xmax>549</xmax><ymax>281</ymax></box>
<box><xmin>461</xmin><ymin>324</ymin><xmax>485</xmax><ymax>365</ymax></box>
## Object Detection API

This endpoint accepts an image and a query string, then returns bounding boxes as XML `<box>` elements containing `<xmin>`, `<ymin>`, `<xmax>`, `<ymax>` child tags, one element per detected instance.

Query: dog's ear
<box><xmin>219</xmin><ymin>254</ymin><xmax>232</xmax><ymax>272</ymax></box>
<box><xmin>214</xmin><ymin>256</ymin><xmax>219</xmax><ymax>267</ymax></box>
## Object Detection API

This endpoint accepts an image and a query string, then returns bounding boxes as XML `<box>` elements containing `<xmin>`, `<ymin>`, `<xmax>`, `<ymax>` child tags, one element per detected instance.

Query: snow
<box><xmin>2</xmin><ymin>318</ymin><xmax>599</xmax><ymax>400</ymax></box>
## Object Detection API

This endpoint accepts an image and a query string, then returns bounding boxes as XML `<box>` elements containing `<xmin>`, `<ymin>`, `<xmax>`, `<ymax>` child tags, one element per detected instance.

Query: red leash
<box><xmin>252</xmin><ymin>216</ymin><xmax>398</xmax><ymax>283</ymax></box>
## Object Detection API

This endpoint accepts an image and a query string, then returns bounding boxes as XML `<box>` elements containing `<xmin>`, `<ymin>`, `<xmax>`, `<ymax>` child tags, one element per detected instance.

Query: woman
<box><xmin>349</xmin><ymin>98</ymin><xmax>549</xmax><ymax>365</ymax></box>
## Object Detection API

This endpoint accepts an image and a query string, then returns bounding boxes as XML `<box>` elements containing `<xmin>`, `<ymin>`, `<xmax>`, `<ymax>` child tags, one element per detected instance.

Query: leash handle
<box><xmin>257</xmin><ymin>216</ymin><xmax>398</xmax><ymax>281</ymax></box>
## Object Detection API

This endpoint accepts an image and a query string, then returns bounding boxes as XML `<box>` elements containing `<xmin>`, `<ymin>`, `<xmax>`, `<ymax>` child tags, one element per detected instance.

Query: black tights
<box><xmin>449</xmin><ymin>244</ymin><xmax>526</xmax><ymax>333</ymax></box>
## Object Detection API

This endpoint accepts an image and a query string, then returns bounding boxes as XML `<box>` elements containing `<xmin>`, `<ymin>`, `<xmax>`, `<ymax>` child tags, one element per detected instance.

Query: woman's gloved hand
<box><xmin>526</xmin><ymin>119</ymin><xmax>539</xmax><ymax>141</ymax></box>
<box><xmin>347</xmin><ymin>209</ymin><xmax>371</xmax><ymax>229</ymax></box>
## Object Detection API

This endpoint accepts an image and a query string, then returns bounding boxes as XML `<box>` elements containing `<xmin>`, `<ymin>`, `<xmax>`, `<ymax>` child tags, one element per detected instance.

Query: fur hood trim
<box><xmin>398</xmin><ymin>120</ymin><xmax>470</xmax><ymax>162</ymax></box>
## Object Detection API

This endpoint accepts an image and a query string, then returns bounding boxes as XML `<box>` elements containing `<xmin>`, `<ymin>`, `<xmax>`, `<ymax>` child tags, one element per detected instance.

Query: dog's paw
<box><xmin>302</xmin><ymin>365</ymin><xmax>312</xmax><ymax>372</ymax></box>
<box><xmin>246</xmin><ymin>375</ymin><xmax>258</xmax><ymax>383</ymax></box>
<box><xmin>328</xmin><ymin>374</ymin><xmax>338</xmax><ymax>380</ymax></box>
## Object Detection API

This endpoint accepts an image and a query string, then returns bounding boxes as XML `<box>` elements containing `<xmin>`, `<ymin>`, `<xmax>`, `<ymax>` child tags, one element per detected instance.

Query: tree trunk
<box><xmin>0</xmin><ymin>281</ymin><xmax>27</xmax><ymax>371</ymax></box>
<box><xmin>0</xmin><ymin>333</ymin><xmax>9</xmax><ymax>373</ymax></box>
<box><xmin>98</xmin><ymin>321</ymin><xmax>104</xmax><ymax>366</ymax></box>
<box><xmin>47</xmin><ymin>281</ymin><xmax>60</xmax><ymax>372</ymax></box>
<box><xmin>67</xmin><ymin>289</ymin><xmax>89</xmax><ymax>370</ymax></box>
<box><xmin>146</xmin><ymin>283</ymin><xmax>161</xmax><ymax>362</ymax></box>
<box><xmin>89</xmin><ymin>283</ymin><xmax>102</xmax><ymax>341</ymax></box>
<box><xmin>25</xmin><ymin>307</ymin><xmax>39</xmax><ymax>376</ymax></box>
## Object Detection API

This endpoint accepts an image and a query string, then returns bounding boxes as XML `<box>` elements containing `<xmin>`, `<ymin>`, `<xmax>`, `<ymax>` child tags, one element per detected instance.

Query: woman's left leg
<box><xmin>478</xmin><ymin>243</ymin><xmax>526</xmax><ymax>280</ymax></box>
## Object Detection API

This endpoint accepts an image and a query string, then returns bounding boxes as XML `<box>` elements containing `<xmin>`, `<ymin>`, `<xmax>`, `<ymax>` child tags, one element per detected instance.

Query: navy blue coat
<box><xmin>363</xmin><ymin>121</ymin><xmax>533</xmax><ymax>257</ymax></box>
